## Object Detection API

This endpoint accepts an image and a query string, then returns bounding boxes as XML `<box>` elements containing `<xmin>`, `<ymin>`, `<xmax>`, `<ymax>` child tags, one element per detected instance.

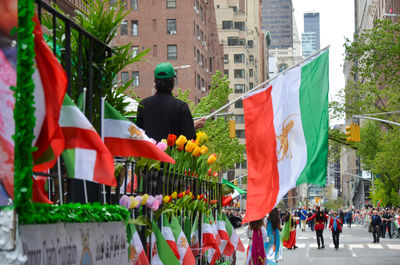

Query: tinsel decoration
<box><xmin>13</xmin><ymin>0</ymin><xmax>36</xmax><ymax>215</ymax></box>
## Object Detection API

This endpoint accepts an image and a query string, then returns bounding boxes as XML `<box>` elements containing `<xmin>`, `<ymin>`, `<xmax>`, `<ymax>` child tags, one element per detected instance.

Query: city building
<box><xmin>302</xmin><ymin>12</ymin><xmax>320</xmax><ymax>57</ymax></box>
<box><xmin>261</xmin><ymin>0</ymin><xmax>293</xmax><ymax>49</ymax></box>
<box><xmin>110</xmin><ymin>0</ymin><xmax>224</xmax><ymax>102</ymax></box>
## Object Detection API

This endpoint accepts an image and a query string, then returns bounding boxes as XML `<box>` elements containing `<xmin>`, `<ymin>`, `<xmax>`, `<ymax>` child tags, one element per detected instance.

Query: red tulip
<box><xmin>167</xmin><ymin>134</ymin><xmax>177</xmax><ymax>147</ymax></box>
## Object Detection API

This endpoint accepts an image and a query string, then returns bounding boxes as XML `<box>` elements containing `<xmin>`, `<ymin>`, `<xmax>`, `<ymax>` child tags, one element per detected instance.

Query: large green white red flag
<box><xmin>60</xmin><ymin>95</ymin><xmax>116</xmax><ymax>186</ymax></box>
<box><xmin>222</xmin><ymin>214</ymin><xmax>245</xmax><ymax>252</ymax></box>
<box><xmin>103</xmin><ymin>101</ymin><xmax>174</xmax><ymax>163</ymax></box>
<box><xmin>216</xmin><ymin>214</ymin><xmax>234</xmax><ymax>256</ymax></box>
<box><xmin>127</xmin><ymin>224</ymin><xmax>150</xmax><ymax>265</ymax></box>
<box><xmin>243</xmin><ymin>51</ymin><xmax>329</xmax><ymax>223</ymax></box>
<box><xmin>162</xmin><ymin>215</ymin><xmax>180</xmax><ymax>260</ymax></box>
<box><xmin>190</xmin><ymin>214</ymin><xmax>199</xmax><ymax>258</ymax></box>
<box><xmin>151</xmin><ymin>220</ymin><xmax>180</xmax><ymax>265</ymax></box>
<box><xmin>170</xmin><ymin>215</ymin><xmax>196</xmax><ymax>265</ymax></box>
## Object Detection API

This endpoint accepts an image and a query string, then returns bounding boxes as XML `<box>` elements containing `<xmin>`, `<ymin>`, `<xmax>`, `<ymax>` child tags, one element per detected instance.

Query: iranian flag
<box><xmin>222</xmin><ymin>214</ymin><xmax>244</xmax><ymax>252</ymax></box>
<box><xmin>216</xmin><ymin>214</ymin><xmax>234</xmax><ymax>256</ymax></box>
<box><xmin>202</xmin><ymin>215</ymin><xmax>221</xmax><ymax>265</ymax></box>
<box><xmin>242</xmin><ymin>50</ymin><xmax>329</xmax><ymax>223</ymax></box>
<box><xmin>103</xmin><ymin>101</ymin><xmax>174</xmax><ymax>163</ymax></box>
<box><xmin>170</xmin><ymin>215</ymin><xmax>195</xmax><ymax>265</ymax></box>
<box><xmin>127</xmin><ymin>224</ymin><xmax>149</xmax><ymax>265</ymax></box>
<box><xmin>222</xmin><ymin>179</ymin><xmax>246</xmax><ymax>206</ymax></box>
<box><xmin>60</xmin><ymin>95</ymin><xmax>116</xmax><ymax>186</ymax></box>
<box><xmin>190</xmin><ymin>214</ymin><xmax>199</xmax><ymax>258</ymax></box>
<box><xmin>162</xmin><ymin>215</ymin><xmax>180</xmax><ymax>260</ymax></box>
<box><xmin>150</xmin><ymin>220</ymin><xmax>180</xmax><ymax>265</ymax></box>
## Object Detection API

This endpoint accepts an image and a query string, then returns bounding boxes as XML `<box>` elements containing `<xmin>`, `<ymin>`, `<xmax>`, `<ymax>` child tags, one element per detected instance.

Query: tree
<box><xmin>176</xmin><ymin>71</ymin><xmax>246</xmax><ymax>171</ymax></box>
<box><xmin>331</xmin><ymin>19</ymin><xmax>400</xmax><ymax>206</ymax></box>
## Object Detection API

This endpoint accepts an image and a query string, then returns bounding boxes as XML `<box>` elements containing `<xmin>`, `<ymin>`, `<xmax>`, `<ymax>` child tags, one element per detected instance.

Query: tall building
<box><xmin>301</xmin><ymin>12</ymin><xmax>320</xmax><ymax>57</ymax></box>
<box><xmin>261</xmin><ymin>0</ymin><xmax>293</xmax><ymax>49</ymax></box>
<box><xmin>110</xmin><ymin>0</ymin><xmax>224</xmax><ymax>102</ymax></box>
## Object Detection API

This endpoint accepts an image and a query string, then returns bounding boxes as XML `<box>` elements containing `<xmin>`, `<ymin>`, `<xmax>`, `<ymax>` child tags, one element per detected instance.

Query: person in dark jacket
<box><xmin>371</xmin><ymin>210</ymin><xmax>382</xmax><ymax>243</ymax></box>
<box><xmin>136</xmin><ymin>62</ymin><xmax>205</xmax><ymax>142</ymax></box>
<box><xmin>306</xmin><ymin>206</ymin><xmax>329</xmax><ymax>249</ymax></box>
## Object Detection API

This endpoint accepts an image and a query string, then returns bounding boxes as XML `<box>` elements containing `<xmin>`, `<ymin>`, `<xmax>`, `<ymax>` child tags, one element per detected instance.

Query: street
<box><xmin>235</xmin><ymin>224</ymin><xmax>400</xmax><ymax>265</ymax></box>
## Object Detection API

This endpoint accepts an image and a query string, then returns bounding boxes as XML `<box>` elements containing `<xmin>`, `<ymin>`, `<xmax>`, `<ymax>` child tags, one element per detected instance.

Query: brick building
<box><xmin>110</xmin><ymin>0</ymin><xmax>224</xmax><ymax>102</ymax></box>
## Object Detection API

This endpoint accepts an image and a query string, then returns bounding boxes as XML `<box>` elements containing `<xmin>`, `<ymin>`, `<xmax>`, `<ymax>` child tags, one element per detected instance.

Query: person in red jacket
<box><xmin>328</xmin><ymin>211</ymin><xmax>343</xmax><ymax>250</ymax></box>
<box><xmin>306</xmin><ymin>206</ymin><xmax>329</xmax><ymax>249</ymax></box>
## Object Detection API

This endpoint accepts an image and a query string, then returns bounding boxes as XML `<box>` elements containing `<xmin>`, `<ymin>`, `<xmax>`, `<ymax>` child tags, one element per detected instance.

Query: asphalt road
<box><xmin>235</xmin><ymin>223</ymin><xmax>400</xmax><ymax>265</ymax></box>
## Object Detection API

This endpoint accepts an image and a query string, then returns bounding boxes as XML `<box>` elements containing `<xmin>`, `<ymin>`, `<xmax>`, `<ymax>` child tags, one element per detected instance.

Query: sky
<box><xmin>292</xmin><ymin>0</ymin><xmax>355</xmax><ymax>106</ymax></box>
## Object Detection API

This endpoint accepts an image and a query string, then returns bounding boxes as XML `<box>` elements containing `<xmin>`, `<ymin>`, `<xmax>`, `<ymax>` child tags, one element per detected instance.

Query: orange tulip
<box><xmin>207</xmin><ymin>153</ymin><xmax>217</xmax><ymax>165</ymax></box>
<box><xmin>185</xmin><ymin>140</ymin><xmax>196</xmax><ymax>153</ymax></box>
<box><xmin>192</xmin><ymin>145</ymin><xmax>201</xmax><ymax>157</ymax></box>
<box><xmin>175</xmin><ymin>135</ymin><xmax>187</xmax><ymax>148</ymax></box>
<box><xmin>199</xmin><ymin>145</ymin><xmax>208</xmax><ymax>154</ymax></box>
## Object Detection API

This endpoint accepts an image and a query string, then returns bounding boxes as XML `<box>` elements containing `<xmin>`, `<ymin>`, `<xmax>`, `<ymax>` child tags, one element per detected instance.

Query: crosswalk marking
<box><xmin>348</xmin><ymin>244</ymin><xmax>363</xmax><ymax>249</ymax></box>
<box><xmin>329</xmin><ymin>244</ymin><xmax>344</xmax><ymax>248</ymax></box>
<box><xmin>309</xmin><ymin>244</ymin><xmax>318</xmax><ymax>248</ymax></box>
<box><xmin>298</xmin><ymin>236</ymin><xmax>309</xmax><ymax>239</ymax></box>
<box><xmin>387</xmin><ymin>244</ymin><xmax>400</xmax><ymax>250</ymax></box>
<box><xmin>297</xmin><ymin>244</ymin><xmax>306</xmax><ymax>248</ymax></box>
<box><xmin>367</xmin><ymin>244</ymin><xmax>383</xmax><ymax>249</ymax></box>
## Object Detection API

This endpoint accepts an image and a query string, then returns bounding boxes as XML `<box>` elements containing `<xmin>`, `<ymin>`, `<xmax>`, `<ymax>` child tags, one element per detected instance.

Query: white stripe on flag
<box><xmin>104</xmin><ymin>118</ymin><xmax>150</xmax><ymax>140</ymax></box>
<box><xmin>59</xmin><ymin>105</ymin><xmax>94</xmax><ymax>130</ymax></box>
<box><xmin>74</xmin><ymin>148</ymin><xmax>96</xmax><ymax>181</ymax></box>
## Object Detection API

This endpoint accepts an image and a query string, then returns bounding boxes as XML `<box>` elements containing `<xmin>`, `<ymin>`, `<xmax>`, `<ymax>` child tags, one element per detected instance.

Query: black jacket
<box><xmin>136</xmin><ymin>90</ymin><xmax>196</xmax><ymax>142</ymax></box>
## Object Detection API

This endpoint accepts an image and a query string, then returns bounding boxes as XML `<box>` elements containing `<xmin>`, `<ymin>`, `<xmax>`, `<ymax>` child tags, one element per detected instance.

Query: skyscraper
<box><xmin>302</xmin><ymin>12</ymin><xmax>320</xmax><ymax>57</ymax></box>
<box><xmin>261</xmin><ymin>0</ymin><xmax>293</xmax><ymax>49</ymax></box>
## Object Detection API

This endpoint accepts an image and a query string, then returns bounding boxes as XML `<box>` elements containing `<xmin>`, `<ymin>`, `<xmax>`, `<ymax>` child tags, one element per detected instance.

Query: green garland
<box><xmin>19</xmin><ymin>203</ymin><xmax>130</xmax><ymax>225</ymax></box>
<box><xmin>14</xmin><ymin>0</ymin><xmax>35</xmax><ymax>215</ymax></box>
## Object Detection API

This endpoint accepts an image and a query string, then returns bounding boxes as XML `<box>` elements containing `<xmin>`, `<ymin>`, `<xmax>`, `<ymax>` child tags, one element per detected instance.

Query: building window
<box><xmin>247</xmin><ymin>40</ymin><xmax>254</xmax><ymax>48</ymax></box>
<box><xmin>132</xmin><ymin>71</ymin><xmax>139</xmax><ymax>87</ymax></box>
<box><xmin>222</xmin><ymin>21</ymin><xmax>233</xmax><ymax>29</ymax></box>
<box><xmin>249</xmin><ymin>69</ymin><xmax>253</xmax><ymax>77</ymax></box>
<box><xmin>174</xmin><ymin>70</ymin><xmax>178</xmax><ymax>85</ymax></box>
<box><xmin>200</xmin><ymin>6</ymin><xmax>203</xmax><ymax>21</ymax></box>
<box><xmin>201</xmin><ymin>54</ymin><xmax>204</xmax><ymax>68</ymax></box>
<box><xmin>234</xmin><ymin>21</ymin><xmax>245</xmax><ymax>30</ymax></box>
<box><xmin>121</xmin><ymin>20</ymin><xmax>128</xmax><ymax>35</ymax></box>
<box><xmin>234</xmin><ymin>84</ymin><xmax>245</xmax><ymax>93</ymax></box>
<box><xmin>235</xmin><ymin>114</ymin><xmax>244</xmax><ymax>124</ymax></box>
<box><xmin>279</xmin><ymin>63</ymin><xmax>288</xmax><ymax>72</ymax></box>
<box><xmin>235</xmin><ymin>99</ymin><xmax>243</xmax><ymax>108</ymax></box>
<box><xmin>167</xmin><ymin>19</ymin><xmax>177</xmax><ymax>35</ymax></box>
<box><xmin>167</xmin><ymin>45</ymin><xmax>177</xmax><ymax>60</ymax></box>
<box><xmin>121</xmin><ymin>71</ymin><xmax>129</xmax><ymax>85</ymax></box>
<box><xmin>224</xmin><ymin>54</ymin><xmax>229</xmax><ymax>64</ymax></box>
<box><xmin>236</xmin><ymin>129</ymin><xmax>245</xmax><ymax>138</ymax></box>
<box><xmin>153</xmin><ymin>45</ymin><xmax>157</xmax><ymax>57</ymax></box>
<box><xmin>249</xmin><ymin>55</ymin><xmax>254</xmax><ymax>62</ymax></box>
<box><xmin>196</xmin><ymin>25</ymin><xmax>200</xmax><ymax>39</ymax></box>
<box><xmin>201</xmin><ymin>77</ymin><xmax>205</xmax><ymax>89</ymax></box>
<box><xmin>234</xmin><ymin>54</ymin><xmax>244</xmax><ymax>63</ymax></box>
<box><xmin>131</xmin><ymin>20</ymin><xmax>138</xmax><ymax>36</ymax></box>
<box><xmin>200</xmin><ymin>30</ymin><xmax>203</xmax><ymax>41</ymax></box>
<box><xmin>167</xmin><ymin>0</ymin><xmax>176</xmax><ymax>8</ymax></box>
<box><xmin>132</xmin><ymin>46</ymin><xmax>139</xmax><ymax>58</ymax></box>
<box><xmin>131</xmin><ymin>0</ymin><xmax>138</xmax><ymax>10</ymax></box>
<box><xmin>224</xmin><ymin>69</ymin><xmax>229</xmax><ymax>77</ymax></box>
<box><xmin>197</xmin><ymin>49</ymin><xmax>200</xmax><ymax>64</ymax></box>
<box><xmin>228</xmin><ymin>37</ymin><xmax>245</xmax><ymax>46</ymax></box>
<box><xmin>234</xmin><ymin>69</ymin><xmax>245</xmax><ymax>78</ymax></box>
<box><xmin>153</xmin><ymin>19</ymin><xmax>157</xmax><ymax>31</ymax></box>
<box><xmin>197</xmin><ymin>74</ymin><xmax>201</xmax><ymax>89</ymax></box>
<box><xmin>249</xmin><ymin>82</ymin><xmax>254</xmax><ymax>89</ymax></box>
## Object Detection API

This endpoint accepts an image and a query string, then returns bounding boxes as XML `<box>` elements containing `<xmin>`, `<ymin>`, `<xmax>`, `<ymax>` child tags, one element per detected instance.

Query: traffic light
<box><xmin>345</xmin><ymin>123</ymin><xmax>361</xmax><ymax>142</ymax></box>
<box><xmin>229</xmin><ymin>120</ymin><xmax>236</xmax><ymax>138</ymax></box>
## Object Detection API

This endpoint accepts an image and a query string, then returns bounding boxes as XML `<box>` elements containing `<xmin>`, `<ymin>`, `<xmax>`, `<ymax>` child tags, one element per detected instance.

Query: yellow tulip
<box><xmin>188</xmin><ymin>192</ymin><xmax>193</xmax><ymax>198</ymax></box>
<box><xmin>129</xmin><ymin>196</ymin><xmax>139</xmax><ymax>209</ymax></box>
<box><xmin>171</xmin><ymin>191</ymin><xmax>178</xmax><ymax>199</ymax></box>
<box><xmin>185</xmin><ymin>140</ymin><xmax>196</xmax><ymax>153</ymax></box>
<box><xmin>175</xmin><ymin>135</ymin><xmax>187</xmax><ymax>148</ymax></box>
<box><xmin>207</xmin><ymin>153</ymin><xmax>217</xmax><ymax>165</ymax></box>
<box><xmin>161</xmin><ymin>139</ymin><xmax>168</xmax><ymax>145</ymax></box>
<box><xmin>163</xmin><ymin>196</ymin><xmax>171</xmax><ymax>204</ymax></box>
<box><xmin>195</xmin><ymin>131</ymin><xmax>208</xmax><ymax>146</ymax></box>
<box><xmin>199</xmin><ymin>145</ymin><xmax>208</xmax><ymax>154</ymax></box>
<box><xmin>192</xmin><ymin>146</ymin><xmax>201</xmax><ymax>157</ymax></box>
<box><xmin>141</xmin><ymin>194</ymin><xmax>149</xmax><ymax>205</ymax></box>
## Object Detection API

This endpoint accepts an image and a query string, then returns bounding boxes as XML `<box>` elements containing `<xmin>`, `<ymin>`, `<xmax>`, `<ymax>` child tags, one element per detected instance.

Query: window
<box><xmin>235</xmin><ymin>114</ymin><xmax>244</xmax><ymax>124</ymax></box>
<box><xmin>200</xmin><ymin>6</ymin><xmax>203</xmax><ymax>21</ymax></box>
<box><xmin>201</xmin><ymin>54</ymin><xmax>204</xmax><ymax>68</ymax></box>
<box><xmin>121</xmin><ymin>20</ymin><xmax>128</xmax><ymax>35</ymax></box>
<box><xmin>197</xmin><ymin>74</ymin><xmax>201</xmax><ymax>89</ymax></box>
<box><xmin>249</xmin><ymin>69</ymin><xmax>253</xmax><ymax>77</ymax></box>
<box><xmin>234</xmin><ymin>84</ymin><xmax>245</xmax><ymax>93</ymax></box>
<box><xmin>201</xmin><ymin>78</ymin><xmax>205</xmax><ymax>89</ymax></box>
<box><xmin>152</xmin><ymin>45</ymin><xmax>157</xmax><ymax>57</ymax></box>
<box><xmin>222</xmin><ymin>21</ymin><xmax>233</xmax><ymax>29</ymax></box>
<box><xmin>236</xmin><ymin>129</ymin><xmax>245</xmax><ymax>138</ymax></box>
<box><xmin>121</xmin><ymin>72</ymin><xmax>129</xmax><ymax>85</ymax></box>
<box><xmin>132</xmin><ymin>46</ymin><xmax>139</xmax><ymax>58</ymax></box>
<box><xmin>167</xmin><ymin>19</ymin><xmax>177</xmax><ymax>35</ymax></box>
<box><xmin>224</xmin><ymin>69</ymin><xmax>229</xmax><ymax>77</ymax></box>
<box><xmin>249</xmin><ymin>55</ymin><xmax>254</xmax><ymax>62</ymax></box>
<box><xmin>235</xmin><ymin>99</ymin><xmax>243</xmax><ymax>108</ymax></box>
<box><xmin>197</xmin><ymin>49</ymin><xmax>200</xmax><ymax>64</ymax></box>
<box><xmin>131</xmin><ymin>20</ymin><xmax>138</xmax><ymax>36</ymax></box>
<box><xmin>174</xmin><ymin>70</ymin><xmax>178</xmax><ymax>85</ymax></box>
<box><xmin>249</xmin><ymin>82</ymin><xmax>254</xmax><ymax>89</ymax></box>
<box><xmin>153</xmin><ymin>19</ymin><xmax>157</xmax><ymax>31</ymax></box>
<box><xmin>131</xmin><ymin>0</ymin><xmax>138</xmax><ymax>10</ymax></box>
<box><xmin>228</xmin><ymin>37</ymin><xmax>245</xmax><ymax>46</ymax></box>
<box><xmin>167</xmin><ymin>45</ymin><xmax>177</xmax><ymax>60</ymax></box>
<box><xmin>234</xmin><ymin>54</ymin><xmax>244</xmax><ymax>63</ymax></box>
<box><xmin>224</xmin><ymin>54</ymin><xmax>229</xmax><ymax>64</ymax></box>
<box><xmin>234</xmin><ymin>69</ymin><xmax>245</xmax><ymax>78</ymax></box>
<box><xmin>209</xmin><ymin>58</ymin><xmax>213</xmax><ymax>72</ymax></box>
<box><xmin>247</xmin><ymin>40</ymin><xmax>254</xmax><ymax>48</ymax></box>
<box><xmin>200</xmin><ymin>30</ymin><xmax>203</xmax><ymax>41</ymax></box>
<box><xmin>234</xmin><ymin>22</ymin><xmax>245</xmax><ymax>30</ymax></box>
<box><xmin>196</xmin><ymin>25</ymin><xmax>200</xmax><ymax>38</ymax></box>
<box><xmin>167</xmin><ymin>0</ymin><xmax>176</xmax><ymax>8</ymax></box>
<box><xmin>132</xmin><ymin>71</ymin><xmax>139</xmax><ymax>87</ymax></box>
<box><xmin>278</xmin><ymin>63</ymin><xmax>288</xmax><ymax>72</ymax></box>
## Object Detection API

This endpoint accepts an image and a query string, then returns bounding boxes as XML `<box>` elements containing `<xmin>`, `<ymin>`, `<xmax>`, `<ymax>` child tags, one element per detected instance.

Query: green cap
<box><xmin>154</xmin><ymin>62</ymin><xmax>176</xmax><ymax>79</ymax></box>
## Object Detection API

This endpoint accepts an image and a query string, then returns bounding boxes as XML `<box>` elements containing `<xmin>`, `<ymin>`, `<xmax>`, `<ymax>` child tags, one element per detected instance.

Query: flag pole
<box><xmin>205</xmin><ymin>45</ymin><xmax>330</xmax><ymax>120</ymax></box>
<box><xmin>82</xmin><ymin>87</ymin><xmax>88</xmax><ymax>204</ymax></box>
<box><xmin>57</xmin><ymin>157</ymin><xmax>63</xmax><ymax>204</ymax></box>
<box><xmin>100</xmin><ymin>97</ymin><xmax>107</xmax><ymax>204</ymax></box>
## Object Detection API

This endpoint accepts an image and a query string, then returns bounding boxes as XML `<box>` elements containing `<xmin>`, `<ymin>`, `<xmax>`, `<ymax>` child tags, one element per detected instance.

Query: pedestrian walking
<box><xmin>300</xmin><ymin>207</ymin><xmax>308</xmax><ymax>232</ymax></box>
<box><xmin>346</xmin><ymin>209</ymin><xmax>353</xmax><ymax>228</ymax></box>
<box><xmin>370</xmin><ymin>210</ymin><xmax>382</xmax><ymax>243</ymax></box>
<box><xmin>306</xmin><ymin>206</ymin><xmax>329</xmax><ymax>249</ymax></box>
<box><xmin>282</xmin><ymin>212</ymin><xmax>299</xmax><ymax>250</ymax></box>
<box><xmin>265</xmin><ymin>208</ymin><xmax>283</xmax><ymax>265</ymax></box>
<box><xmin>328</xmin><ymin>211</ymin><xmax>343</xmax><ymax>250</ymax></box>
<box><xmin>246</xmin><ymin>218</ymin><xmax>266</xmax><ymax>265</ymax></box>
